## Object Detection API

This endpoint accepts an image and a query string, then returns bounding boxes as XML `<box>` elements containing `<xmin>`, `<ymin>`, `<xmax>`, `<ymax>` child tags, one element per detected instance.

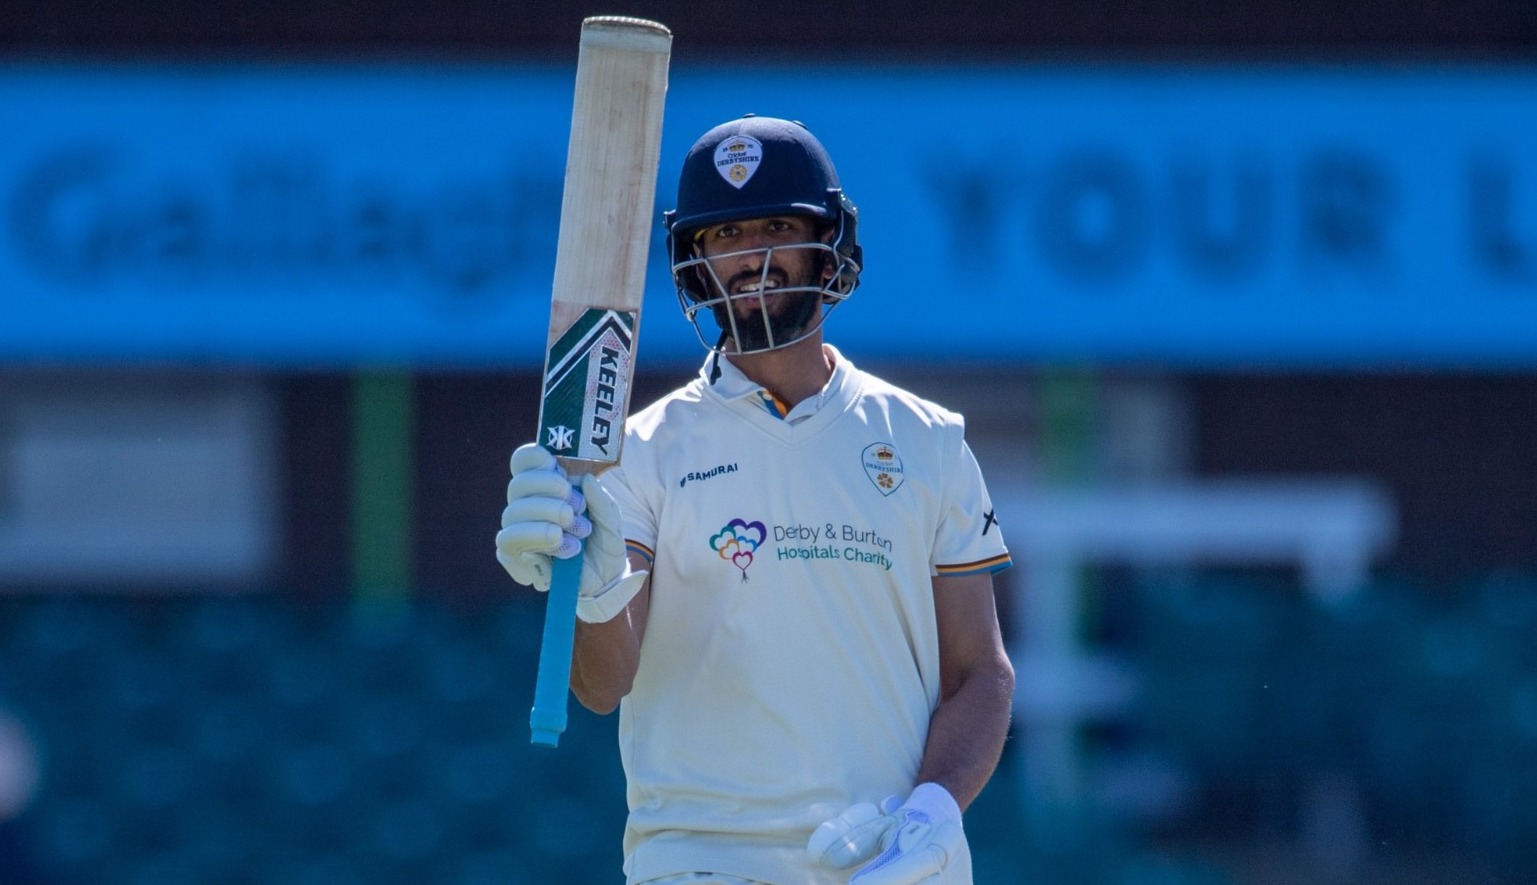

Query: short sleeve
<box><xmin>597</xmin><ymin>463</ymin><xmax>658</xmax><ymax>566</ymax></box>
<box><xmin>931</xmin><ymin>434</ymin><xmax>1012</xmax><ymax>577</ymax></box>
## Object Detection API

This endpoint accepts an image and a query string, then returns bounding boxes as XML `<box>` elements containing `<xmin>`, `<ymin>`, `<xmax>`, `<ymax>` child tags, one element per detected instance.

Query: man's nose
<box><xmin>728</xmin><ymin>242</ymin><xmax>769</xmax><ymax>271</ymax></box>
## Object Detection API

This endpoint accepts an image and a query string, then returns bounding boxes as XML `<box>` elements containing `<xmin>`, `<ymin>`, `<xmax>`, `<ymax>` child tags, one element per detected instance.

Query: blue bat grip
<box><xmin>531</xmin><ymin>548</ymin><xmax>584</xmax><ymax>746</ymax></box>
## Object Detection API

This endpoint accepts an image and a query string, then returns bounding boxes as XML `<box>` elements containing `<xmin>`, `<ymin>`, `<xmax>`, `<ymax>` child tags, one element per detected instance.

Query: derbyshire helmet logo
<box><xmin>713</xmin><ymin>135</ymin><xmax>763</xmax><ymax>190</ymax></box>
<box><xmin>710</xmin><ymin>518</ymin><xmax>766</xmax><ymax>581</ymax></box>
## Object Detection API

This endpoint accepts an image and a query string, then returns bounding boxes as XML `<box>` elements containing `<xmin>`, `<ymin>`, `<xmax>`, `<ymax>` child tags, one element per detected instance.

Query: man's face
<box><xmin>692</xmin><ymin>215</ymin><xmax>834</xmax><ymax>352</ymax></box>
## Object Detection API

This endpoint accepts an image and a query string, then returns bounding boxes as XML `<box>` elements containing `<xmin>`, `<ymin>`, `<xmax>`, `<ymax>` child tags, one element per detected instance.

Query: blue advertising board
<box><xmin>3</xmin><ymin>63</ymin><xmax>1535</xmax><ymax>368</ymax></box>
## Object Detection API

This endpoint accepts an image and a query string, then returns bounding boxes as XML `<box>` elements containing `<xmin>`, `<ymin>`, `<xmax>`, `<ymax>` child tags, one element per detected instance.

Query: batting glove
<box><xmin>807</xmin><ymin>783</ymin><xmax>964</xmax><ymax>885</ymax></box>
<box><xmin>495</xmin><ymin>443</ymin><xmax>647</xmax><ymax>623</ymax></box>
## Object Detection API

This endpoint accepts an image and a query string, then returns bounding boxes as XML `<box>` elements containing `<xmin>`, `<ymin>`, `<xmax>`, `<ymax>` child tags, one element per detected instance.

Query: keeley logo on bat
<box><xmin>538</xmin><ymin>308</ymin><xmax>635</xmax><ymax>460</ymax></box>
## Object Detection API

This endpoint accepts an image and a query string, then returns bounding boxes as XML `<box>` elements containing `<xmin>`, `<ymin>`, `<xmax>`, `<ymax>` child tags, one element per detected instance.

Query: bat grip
<box><xmin>531</xmin><ymin>547</ymin><xmax>584</xmax><ymax>746</ymax></box>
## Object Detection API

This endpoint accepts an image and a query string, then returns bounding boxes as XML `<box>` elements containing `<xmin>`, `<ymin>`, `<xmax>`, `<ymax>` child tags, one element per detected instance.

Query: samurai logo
<box><xmin>710</xmin><ymin>518</ymin><xmax>766</xmax><ymax>581</ymax></box>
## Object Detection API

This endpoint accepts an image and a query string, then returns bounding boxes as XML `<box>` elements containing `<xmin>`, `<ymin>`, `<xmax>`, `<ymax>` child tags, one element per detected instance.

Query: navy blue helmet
<box><xmin>664</xmin><ymin>115</ymin><xmax>862</xmax><ymax>352</ymax></box>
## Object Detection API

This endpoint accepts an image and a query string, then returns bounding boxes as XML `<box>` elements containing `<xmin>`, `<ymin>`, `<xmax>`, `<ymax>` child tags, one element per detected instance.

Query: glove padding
<box><xmin>808</xmin><ymin>798</ymin><xmax>897</xmax><ymax>869</ymax></box>
<box><xmin>495</xmin><ymin>443</ymin><xmax>647</xmax><ymax>623</ymax></box>
<box><xmin>807</xmin><ymin>783</ymin><xmax>964</xmax><ymax>885</ymax></box>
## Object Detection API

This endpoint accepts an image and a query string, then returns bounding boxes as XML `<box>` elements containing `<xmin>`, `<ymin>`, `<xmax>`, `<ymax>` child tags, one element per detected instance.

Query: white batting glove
<box><xmin>807</xmin><ymin>783</ymin><xmax>964</xmax><ymax>885</ymax></box>
<box><xmin>808</xmin><ymin>797</ymin><xmax>900</xmax><ymax>869</ymax></box>
<box><xmin>495</xmin><ymin>443</ymin><xmax>647</xmax><ymax>623</ymax></box>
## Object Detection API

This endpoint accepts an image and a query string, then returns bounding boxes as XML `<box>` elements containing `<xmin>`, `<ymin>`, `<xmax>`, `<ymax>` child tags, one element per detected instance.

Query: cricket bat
<box><xmin>530</xmin><ymin>15</ymin><xmax>671</xmax><ymax>748</ymax></box>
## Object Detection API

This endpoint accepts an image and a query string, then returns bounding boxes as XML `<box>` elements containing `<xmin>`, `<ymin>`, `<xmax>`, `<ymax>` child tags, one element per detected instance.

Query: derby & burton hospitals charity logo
<box><xmin>861</xmin><ymin>442</ymin><xmax>905</xmax><ymax>496</ymax></box>
<box><xmin>710</xmin><ymin>518</ymin><xmax>767</xmax><ymax>581</ymax></box>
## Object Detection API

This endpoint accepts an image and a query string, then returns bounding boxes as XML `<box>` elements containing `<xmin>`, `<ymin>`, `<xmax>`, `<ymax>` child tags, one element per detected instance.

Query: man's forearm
<box><xmin>915</xmin><ymin>654</ymin><xmax>1015</xmax><ymax>810</ymax></box>
<box><xmin>571</xmin><ymin>577</ymin><xmax>650</xmax><ymax>714</ymax></box>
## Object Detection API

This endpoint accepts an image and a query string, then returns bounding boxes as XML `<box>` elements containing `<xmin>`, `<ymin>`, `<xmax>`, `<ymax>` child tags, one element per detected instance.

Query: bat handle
<box><xmin>531</xmin><ymin>547</ymin><xmax>584</xmax><ymax>746</ymax></box>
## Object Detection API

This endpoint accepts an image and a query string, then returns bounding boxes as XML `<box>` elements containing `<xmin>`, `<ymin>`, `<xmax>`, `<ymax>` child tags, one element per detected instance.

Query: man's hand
<box><xmin>495</xmin><ymin>443</ymin><xmax>646</xmax><ymax>623</ymax></box>
<box><xmin>807</xmin><ymin>783</ymin><xmax>965</xmax><ymax>885</ymax></box>
<box><xmin>807</xmin><ymin>799</ymin><xmax>898</xmax><ymax>869</ymax></box>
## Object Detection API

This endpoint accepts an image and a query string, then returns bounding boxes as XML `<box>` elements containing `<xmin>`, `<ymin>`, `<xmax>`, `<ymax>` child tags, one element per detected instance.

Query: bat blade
<box><xmin>537</xmin><ymin>15</ymin><xmax>670</xmax><ymax>475</ymax></box>
<box><xmin>531</xmin><ymin>15</ymin><xmax>670</xmax><ymax>748</ymax></box>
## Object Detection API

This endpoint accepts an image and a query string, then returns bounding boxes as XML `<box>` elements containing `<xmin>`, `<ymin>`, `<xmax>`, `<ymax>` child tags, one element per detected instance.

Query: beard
<box><xmin>711</xmin><ymin>289</ymin><xmax>822</xmax><ymax>353</ymax></box>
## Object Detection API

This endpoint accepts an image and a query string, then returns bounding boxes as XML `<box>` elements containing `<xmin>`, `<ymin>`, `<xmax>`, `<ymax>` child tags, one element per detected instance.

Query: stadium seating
<box><xmin>1</xmin><ymin>572</ymin><xmax>1534</xmax><ymax>883</ymax></box>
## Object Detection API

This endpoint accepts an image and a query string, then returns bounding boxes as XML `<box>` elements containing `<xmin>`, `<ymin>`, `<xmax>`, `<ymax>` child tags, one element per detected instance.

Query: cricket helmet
<box><xmin>664</xmin><ymin>115</ymin><xmax>863</xmax><ymax>353</ymax></box>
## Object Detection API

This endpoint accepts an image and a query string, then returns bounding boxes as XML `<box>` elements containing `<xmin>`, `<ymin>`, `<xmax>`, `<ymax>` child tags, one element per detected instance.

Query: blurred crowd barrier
<box><xmin>0</xmin><ymin>572</ymin><xmax>1533</xmax><ymax>884</ymax></box>
<box><xmin>0</xmin><ymin>595</ymin><xmax>626</xmax><ymax>884</ymax></box>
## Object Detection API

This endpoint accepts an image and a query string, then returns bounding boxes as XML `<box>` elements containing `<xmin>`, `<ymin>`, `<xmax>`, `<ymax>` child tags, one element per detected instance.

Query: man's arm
<box><xmin>570</xmin><ymin>552</ymin><xmax>653</xmax><ymax>714</ymax></box>
<box><xmin>916</xmin><ymin>572</ymin><xmax>1015</xmax><ymax>810</ymax></box>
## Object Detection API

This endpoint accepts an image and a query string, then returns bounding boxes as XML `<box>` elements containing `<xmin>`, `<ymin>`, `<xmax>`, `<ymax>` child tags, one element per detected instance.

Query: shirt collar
<box><xmin>700</xmin><ymin>344</ymin><xmax>852</xmax><ymax>424</ymax></box>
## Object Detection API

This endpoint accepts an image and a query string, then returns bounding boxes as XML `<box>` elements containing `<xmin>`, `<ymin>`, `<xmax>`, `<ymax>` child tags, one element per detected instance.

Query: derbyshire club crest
<box><xmin>861</xmin><ymin>442</ymin><xmax>905</xmax><ymax>496</ymax></box>
<box><xmin>713</xmin><ymin>135</ymin><xmax>763</xmax><ymax>189</ymax></box>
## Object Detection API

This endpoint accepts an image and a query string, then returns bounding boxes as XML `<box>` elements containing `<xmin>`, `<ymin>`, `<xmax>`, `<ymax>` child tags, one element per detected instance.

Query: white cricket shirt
<box><xmin>601</xmin><ymin>345</ymin><xmax>1011</xmax><ymax>884</ymax></box>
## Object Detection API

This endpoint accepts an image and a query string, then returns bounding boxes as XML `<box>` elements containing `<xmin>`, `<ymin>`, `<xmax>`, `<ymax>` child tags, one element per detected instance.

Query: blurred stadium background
<box><xmin>4</xmin><ymin>2</ymin><xmax>1537</xmax><ymax>883</ymax></box>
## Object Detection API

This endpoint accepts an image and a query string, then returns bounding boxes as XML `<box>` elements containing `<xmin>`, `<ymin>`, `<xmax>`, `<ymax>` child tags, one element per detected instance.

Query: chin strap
<box><xmin>707</xmin><ymin>341</ymin><xmax>726</xmax><ymax>384</ymax></box>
